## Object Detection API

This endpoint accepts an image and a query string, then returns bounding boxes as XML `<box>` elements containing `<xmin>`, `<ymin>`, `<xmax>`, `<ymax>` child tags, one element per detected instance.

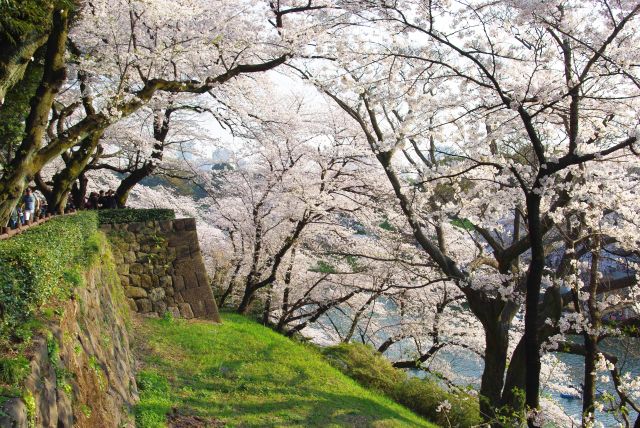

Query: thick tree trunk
<box><xmin>0</xmin><ymin>33</ymin><xmax>48</xmax><ymax>102</ymax></box>
<box><xmin>502</xmin><ymin>286</ymin><xmax>562</xmax><ymax>417</ymax></box>
<box><xmin>115</xmin><ymin>162</ymin><xmax>155</xmax><ymax>207</ymax></box>
<box><xmin>237</xmin><ymin>286</ymin><xmax>256</xmax><ymax>315</ymax></box>
<box><xmin>0</xmin><ymin>10</ymin><xmax>68</xmax><ymax>224</ymax></box>
<box><xmin>0</xmin><ymin>172</ymin><xmax>29</xmax><ymax>226</ymax></box>
<box><xmin>47</xmin><ymin>132</ymin><xmax>103</xmax><ymax>213</ymax></box>
<box><xmin>71</xmin><ymin>174</ymin><xmax>88</xmax><ymax>209</ymax></box>
<box><xmin>479</xmin><ymin>317</ymin><xmax>511</xmax><ymax>423</ymax></box>
<box><xmin>523</xmin><ymin>192</ymin><xmax>544</xmax><ymax>424</ymax></box>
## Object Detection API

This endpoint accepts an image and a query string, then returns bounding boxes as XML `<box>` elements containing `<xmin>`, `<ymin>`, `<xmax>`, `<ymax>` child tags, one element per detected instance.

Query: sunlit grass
<box><xmin>134</xmin><ymin>313</ymin><xmax>436</xmax><ymax>427</ymax></box>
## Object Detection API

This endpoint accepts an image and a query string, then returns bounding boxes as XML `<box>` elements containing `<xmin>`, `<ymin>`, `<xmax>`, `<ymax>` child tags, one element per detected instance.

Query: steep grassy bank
<box><xmin>323</xmin><ymin>344</ymin><xmax>481</xmax><ymax>427</ymax></box>
<box><xmin>134</xmin><ymin>313</ymin><xmax>436</xmax><ymax>427</ymax></box>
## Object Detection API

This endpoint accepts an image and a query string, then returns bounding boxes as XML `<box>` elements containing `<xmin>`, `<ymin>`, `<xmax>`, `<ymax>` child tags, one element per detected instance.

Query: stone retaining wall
<box><xmin>101</xmin><ymin>218</ymin><xmax>221</xmax><ymax>322</ymax></box>
<box><xmin>0</xmin><ymin>238</ymin><xmax>137</xmax><ymax>428</ymax></box>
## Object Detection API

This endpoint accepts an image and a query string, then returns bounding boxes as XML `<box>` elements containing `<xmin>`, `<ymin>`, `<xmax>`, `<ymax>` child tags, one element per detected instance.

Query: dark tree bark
<box><xmin>523</xmin><ymin>191</ymin><xmax>544</xmax><ymax>420</ymax></box>
<box><xmin>37</xmin><ymin>130</ymin><xmax>104</xmax><ymax>213</ymax></box>
<box><xmin>0</xmin><ymin>9</ymin><xmax>68</xmax><ymax>225</ymax></box>
<box><xmin>114</xmin><ymin>107</ymin><xmax>172</xmax><ymax>207</ymax></box>
<box><xmin>237</xmin><ymin>215</ymin><xmax>310</xmax><ymax>314</ymax></box>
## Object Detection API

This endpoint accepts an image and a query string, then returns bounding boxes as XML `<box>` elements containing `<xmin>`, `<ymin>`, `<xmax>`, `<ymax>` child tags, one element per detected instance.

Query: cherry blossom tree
<box><xmin>291</xmin><ymin>0</ymin><xmax>640</xmax><ymax>423</ymax></box>
<box><xmin>0</xmin><ymin>0</ymin><xmax>330</xmax><ymax>223</ymax></box>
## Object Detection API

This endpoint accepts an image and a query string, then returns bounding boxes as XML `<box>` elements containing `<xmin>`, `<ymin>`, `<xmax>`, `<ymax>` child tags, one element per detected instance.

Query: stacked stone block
<box><xmin>101</xmin><ymin>218</ymin><xmax>221</xmax><ymax>322</ymax></box>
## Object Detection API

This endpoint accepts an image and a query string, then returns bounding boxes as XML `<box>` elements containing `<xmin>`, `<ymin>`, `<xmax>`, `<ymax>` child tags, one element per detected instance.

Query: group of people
<box><xmin>7</xmin><ymin>188</ymin><xmax>120</xmax><ymax>229</ymax></box>
<box><xmin>65</xmin><ymin>189</ymin><xmax>119</xmax><ymax>211</ymax></box>
<box><xmin>85</xmin><ymin>189</ymin><xmax>119</xmax><ymax>210</ymax></box>
<box><xmin>8</xmin><ymin>188</ymin><xmax>48</xmax><ymax>229</ymax></box>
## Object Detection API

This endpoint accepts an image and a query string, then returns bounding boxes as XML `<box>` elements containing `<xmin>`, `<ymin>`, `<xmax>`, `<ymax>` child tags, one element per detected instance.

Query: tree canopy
<box><xmin>1</xmin><ymin>1</ymin><xmax>639</xmax><ymax>426</ymax></box>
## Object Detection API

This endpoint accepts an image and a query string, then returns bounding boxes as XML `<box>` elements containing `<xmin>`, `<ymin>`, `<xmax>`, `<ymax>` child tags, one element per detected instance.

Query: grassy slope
<box><xmin>134</xmin><ymin>313</ymin><xmax>436</xmax><ymax>428</ymax></box>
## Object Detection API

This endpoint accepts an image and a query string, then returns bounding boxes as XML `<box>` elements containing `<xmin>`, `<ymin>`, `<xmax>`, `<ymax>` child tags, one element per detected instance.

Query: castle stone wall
<box><xmin>101</xmin><ymin>218</ymin><xmax>221</xmax><ymax>322</ymax></box>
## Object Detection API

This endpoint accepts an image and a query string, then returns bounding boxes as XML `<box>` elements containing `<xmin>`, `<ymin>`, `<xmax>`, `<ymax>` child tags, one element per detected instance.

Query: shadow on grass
<box><xmin>180</xmin><ymin>389</ymin><xmax>422</xmax><ymax>427</ymax></box>
<box><xmin>134</xmin><ymin>317</ymin><xmax>430</xmax><ymax>427</ymax></box>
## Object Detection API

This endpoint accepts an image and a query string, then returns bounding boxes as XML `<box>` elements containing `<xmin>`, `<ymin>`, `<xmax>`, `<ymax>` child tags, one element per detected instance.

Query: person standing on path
<box><xmin>22</xmin><ymin>188</ymin><xmax>36</xmax><ymax>223</ymax></box>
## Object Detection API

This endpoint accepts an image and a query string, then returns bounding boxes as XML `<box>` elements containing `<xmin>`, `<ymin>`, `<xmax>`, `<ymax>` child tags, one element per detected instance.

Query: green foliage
<box><xmin>323</xmin><ymin>343</ymin><xmax>481</xmax><ymax>428</ymax></box>
<box><xmin>308</xmin><ymin>260</ymin><xmax>337</xmax><ymax>273</ymax></box>
<box><xmin>22</xmin><ymin>389</ymin><xmax>35</xmax><ymax>428</ymax></box>
<box><xmin>394</xmin><ymin>378</ymin><xmax>482</xmax><ymax>427</ymax></box>
<box><xmin>487</xmin><ymin>388</ymin><xmax>527</xmax><ymax>427</ymax></box>
<box><xmin>0</xmin><ymin>212</ymin><xmax>100</xmax><ymax>350</ymax></box>
<box><xmin>379</xmin><ymin>218</ymin><xmax>395</xmax><ymax>231</ymax></box>
<box><xmin>0</xmin><ymin>356</ymin><xmax>30</xmax><ymax>385</ymax></box>
<box><xmin>97</xmin><ymin>209</ymin><xmax>175</xmax><ymax>225</ymax></box>
<box><xmin>46</xmin><ymin>332</ymin><xmax>59</xmax><ymax>362</ymax></box>
<box><xmin>0</xmin><ymin>384</ymin><xmax>21</xmax><ymax>400</ymax></box>
<box><xmin>135</xmin><ymin>313</ymin><xmax>434</xmax><ymax>427</ymax></box>
<box><xmin>450</xmin><ymin>217</ymin><xmax>475</xmax><ymax>231</ymax></box>
<box><xmin>323</xmin><ymin>343</ymin><xmax>404</xmax><ymax>392</ymax></box>
<box><xmin>79</xmin><ymin>403</ymin><xmax>91</xmax><ymax>418</ymax></box>
<box><xmin>160</xmin><ymin>311</ymin><xmax>174</xmax><ymax>323</ymax></box>
<box><xmin>0</xmin><ymin>0</ymin><xmax>52</xmax><ymax>48</ymax></box>
<box><xmin>88</xmin><ymin>355</ymin><xmax>106</xmax><ymax>391</ymax></box>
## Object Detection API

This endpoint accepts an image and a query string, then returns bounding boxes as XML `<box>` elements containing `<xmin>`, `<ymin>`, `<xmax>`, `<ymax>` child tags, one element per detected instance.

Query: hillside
<box><xmin>133</xmin><ymin>313</ymin><xmax>435</xmax><ymax>428</ymax></box>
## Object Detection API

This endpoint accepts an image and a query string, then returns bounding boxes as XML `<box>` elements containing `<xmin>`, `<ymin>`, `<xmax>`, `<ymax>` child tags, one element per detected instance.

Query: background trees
<box><xmin>1</xmin><ymin>0</ymin><xmax>639</xmax><ymax>426</ymax></box>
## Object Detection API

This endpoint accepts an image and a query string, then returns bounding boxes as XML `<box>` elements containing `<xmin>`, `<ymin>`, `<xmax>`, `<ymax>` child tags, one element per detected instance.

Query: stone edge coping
<box><xmin>0</xmin><ymin>213</ymin><xmax>196</xmax><ymax>241</ymax></box>
<box><xmin>99</xmin><ymin>217</ymin><xmax>197</xmax><ymax>233</ymax></box>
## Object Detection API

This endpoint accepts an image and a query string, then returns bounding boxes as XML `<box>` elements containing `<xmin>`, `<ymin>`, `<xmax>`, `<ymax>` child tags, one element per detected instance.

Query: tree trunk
<box><xmin>115</xmin><ymin>162</ymin><xmax>155</xmax><ymax>207</ymax></box>
<box><xmin>343</xmin><ymin>295</ymin><xmax>376</xmax><ymax>343</ymax></box>
<box><xmin>0</xmin><ymin>10</ymin><xmax>68</xmax><ymax>224</ymax></box>
<box><xmin>582</xmin><ymin>246</ymin><xmax>601</xmax><ymax>426</ymax></box>
<box><xmin>0</xmin><ymin>172</ymin><xmax>29</xmax><ymax>226</ymax></box>
<box><xmin>582</xmin><ymin>334</ymin><xmax>598</xmax><ymax>426</ymax></box>
<box><xmin>502</xmin><ymin>286</ymin><xmax>562</xmax><ymax>418</ymax></box>
<box><xmin>0</xmin><ymin>32</ymin><xmax>48</xmax><ymax>102</ymax></box>
<box><xmin>261</xmin><ymin>284</ymin><xmax>273</xmax><ymax>325</ymax></box>
<box><xmin>275</xmin><ymin>287</ymin><xmax>291</xmax><ymax>332</ymax></box>
<box><xmin>217</xmin><ymin>262</ymin><xmax>242</xmax><ymax>308</ymax></box>
<box><xmin>71</xmin><ymin>173</ymin><xmax>88</xmax><ymax>209</ymax></box>
<box><xmin>523</xmin><ymin>192</ymin><xmax>544</xmax><ymax>424</ymax></box>
<box><xmin>479</xmin><ymin>317</ymin><xmax>511</xmax><ymax>423</ymax></box>
<box><xmin>237</xmin><ymin>286</ymin><xmax>255</xmax><ymax>315</ymax></box>
<box><xmin>46</xmin><ymin>131</ymin><xmax>103</xmax><ymax>213</ymax></box>
<box><xmin>237</xmin><ymin>218</ymin><xmax>307</xmax><ymax>315</ymax></box>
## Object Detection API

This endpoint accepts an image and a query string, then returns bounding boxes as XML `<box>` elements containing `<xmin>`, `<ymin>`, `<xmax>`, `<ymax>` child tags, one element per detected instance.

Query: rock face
<box><xmin>0</xmin><ymin>242</ymin><xmax>138</xmax><ymax>428</ymax></box>
<box><xmin>101</xmin><ymin>218</ymin><xmax>221</xmax><ymax>322</ymax></box>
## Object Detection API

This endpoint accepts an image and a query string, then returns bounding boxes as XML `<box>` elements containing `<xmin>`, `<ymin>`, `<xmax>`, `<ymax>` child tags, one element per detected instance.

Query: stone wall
<box><xmin>0</xmin><ymin>238</ymin><xmax>137</xmax><ymax>428</ymax></box>
<box><xmin>102</xmin><ymin>218</ymin><xmax>221</xmax><ymax>322</ymax></box>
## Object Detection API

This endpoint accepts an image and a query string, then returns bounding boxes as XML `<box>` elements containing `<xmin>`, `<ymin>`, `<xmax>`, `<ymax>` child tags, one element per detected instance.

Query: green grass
<box><xmin>134</xmin><ymin>313</ymin><xmax>436</xmax><ymax>428</ymax></box>
<box><xmin>0</xmin><ymin>211</ymin><xmax>101</xmax><ymax>351</ymax></box>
